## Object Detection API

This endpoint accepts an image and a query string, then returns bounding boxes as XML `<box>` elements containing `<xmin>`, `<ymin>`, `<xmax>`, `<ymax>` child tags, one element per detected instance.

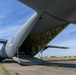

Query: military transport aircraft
<box><xmin>0</xmin><ymin>0</ymin><xmax>76</xmax><ymax>62</ymax></box>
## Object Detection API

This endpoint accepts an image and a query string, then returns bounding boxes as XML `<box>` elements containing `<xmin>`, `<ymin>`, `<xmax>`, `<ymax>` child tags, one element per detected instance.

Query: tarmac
<box><xmin>0</xmin><ymin>67</ymin><xmax>4</xmax><ymax>75</ymax></box>
<box><xmin>1</xmin><ymin>58</ymin><xmax>76</xmax><ymax>75</ymax></box>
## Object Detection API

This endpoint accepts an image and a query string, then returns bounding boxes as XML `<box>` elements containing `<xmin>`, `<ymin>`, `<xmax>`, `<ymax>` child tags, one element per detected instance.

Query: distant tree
<box><xmin>45</xmin><ymin>56</ymin><xmax>47</xmax><ymax>58</ymax></box>
<box><xmin>74</xmin><ymin>56</ymin><xmax>76</xmax><ymax>57</ymax></box>
<box><xmin>50</xmin><ymin>56</ymin><xmax>52</xmax><ymax>58</ymax></box>
<box><xmin>68</xmin><ymin>56</ymin><xmax>71</xmax><ymax>58</ymax></box>
<box><xmin>64</xmin><ymin>56</ymin><xmax>67</xmax><ymax>58</ymax></box>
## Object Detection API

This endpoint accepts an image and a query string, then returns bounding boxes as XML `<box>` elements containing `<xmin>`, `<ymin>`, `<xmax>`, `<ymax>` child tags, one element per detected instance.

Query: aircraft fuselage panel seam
<box><xmin>44</xmin><ymin>11</ymin><xmax>71</xmax><ymax>23</ymax></box>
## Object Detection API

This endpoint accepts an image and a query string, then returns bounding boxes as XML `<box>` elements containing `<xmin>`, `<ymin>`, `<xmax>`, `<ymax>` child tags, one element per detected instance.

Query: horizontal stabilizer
<box><xmin>0</xmin><ymin>39</ymin><xmax>7</xmax><ymax>44</ymax></box>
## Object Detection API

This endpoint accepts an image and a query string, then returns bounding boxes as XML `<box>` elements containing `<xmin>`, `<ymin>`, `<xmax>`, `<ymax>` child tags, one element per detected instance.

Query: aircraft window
<box><xmin>0</xmin><ymin>44</ymin><xmax>3</xmax><ymax>50</ymax></box>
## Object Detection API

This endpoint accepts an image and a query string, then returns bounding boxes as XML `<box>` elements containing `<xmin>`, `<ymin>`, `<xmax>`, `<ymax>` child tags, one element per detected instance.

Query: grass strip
<box><xmin>0</xmin><ymin>64</ymin><xmax>10</xmax><ymax>75</ymax></box>
<box><xmin>40</xmin><ymin>58</ymin><xmax>76</xmax><ymax>61</ymax></box>
<box><xmin>51</xmin><ymin>65</ymin><xmax>59</xmax><ymax>69</ymax></box>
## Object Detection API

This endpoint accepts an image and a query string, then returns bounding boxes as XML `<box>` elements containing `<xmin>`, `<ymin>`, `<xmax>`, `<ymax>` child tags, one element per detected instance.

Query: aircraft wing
<box><xmin>19</xmin><ymin>0</ymin><xmax>76</xmax><ymax>56</ymax></box>
<box><xmin>43</xmin><ymin>45</ymin><xmax>69</xmax><ymax>50</ymax></box>
<box><xmin>19</xmin><ymin>0</ymin><xmax>76</xmax><ymax>23</ymax></box>
<box><xmin>19</xmin><ymin>0</ymin><xmax>76</xmax><ymax>34</ymax></box>
<box><xmin>19</xmin><ymin>0</ymin><xmax>76</xmax><ymax>35</ymax></box>
<box><xmin>40</xmin><ymin>45</ymin><xmax>69</xmax><ymax>53</ymax></box>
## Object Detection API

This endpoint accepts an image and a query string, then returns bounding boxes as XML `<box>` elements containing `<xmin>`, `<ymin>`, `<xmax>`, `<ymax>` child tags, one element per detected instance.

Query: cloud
<box><xmin>0</xmin><ymin>0</ymin><xmax>34</xmax><ymax>25</ymax></box>
<box><xmin>57</xmin><ymin>39</ymin><xmax>76</xmax><ymax>47</ymax></box>
<box><xmin>0</xmin><ymin>25</ymin><xmax>21</xmax><ymax>40</ymax></box>
<box><xmin>0</xmin><ymin>0</ymin><xmax>35</xmax><ymax>40</ymax></box>
<box><xmin>0</xmin><ymin>0</ymin><xmax>18</xmax><ymax>19</ymax></box>
<box><xmin>57</xmin><ymin>24</ymin><xmax>76</xmax><ymax>37</ymax></box>
<box><xmin>0</xmin><ymin>12</ymin><xmax>35</xmax><ymax>40</ymax></box>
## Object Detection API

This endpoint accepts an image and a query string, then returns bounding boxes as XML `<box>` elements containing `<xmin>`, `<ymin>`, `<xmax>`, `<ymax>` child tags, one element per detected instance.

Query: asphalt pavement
<box><xmin>0</xmin><ymin>59</ymin><xmax>76</xmax><ymax>75</ymax></box>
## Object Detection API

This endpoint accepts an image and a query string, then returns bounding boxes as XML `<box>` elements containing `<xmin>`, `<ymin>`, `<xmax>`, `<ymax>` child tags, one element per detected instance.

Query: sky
<box><xmin>0</xmin><ymin>0</ymin><xmax>76</xmax><ymax>57</ymax></box>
